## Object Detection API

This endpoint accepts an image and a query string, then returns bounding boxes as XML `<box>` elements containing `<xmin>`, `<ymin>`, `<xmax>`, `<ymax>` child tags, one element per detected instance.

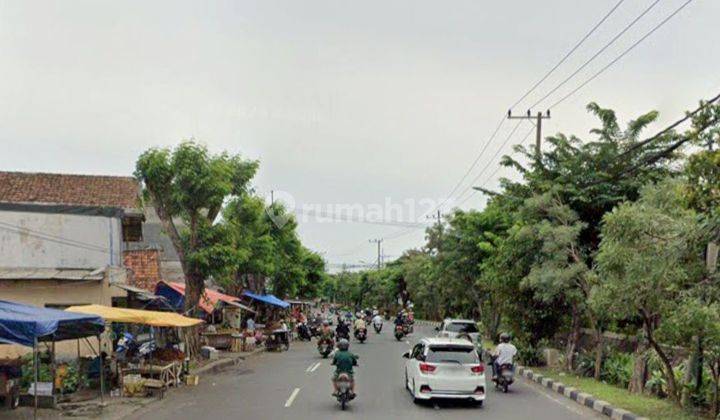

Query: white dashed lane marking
<box><xmin>284</xmin><ymin>388</ymin><xmax>301</xmax><ymax>407</ymax></box>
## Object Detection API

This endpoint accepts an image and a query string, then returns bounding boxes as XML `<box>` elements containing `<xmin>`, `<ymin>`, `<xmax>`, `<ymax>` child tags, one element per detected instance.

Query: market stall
<box><xmin>155</xmin><ymin>282</ymin><xmax>256</xmax><ymax>351</ymax></box>
<box><xmin>65</xmin><ymin>304</ymin><xmax>202</xmax><ymax>398</ymax></box>
<box><xmin>241</xmin><ymin>292</ymin><xmax>291</xmax><ymax>351</ymax></box>
<box><xmin>0</xmin><ymin>300</ymin><xmax>105</xmax><ymax>417</ymax></box>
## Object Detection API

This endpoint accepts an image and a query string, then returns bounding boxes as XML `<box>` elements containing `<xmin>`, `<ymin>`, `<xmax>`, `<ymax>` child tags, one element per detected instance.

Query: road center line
<box><xmin>310</xmin><ymin>362</ymin><xmax>321</xmax><ymax>372</ymax></box>
<box><xmin>305</xmin><ymin>363</ymin><xmax>315</xmax><ymax>372</ymax></box>
<box><xmin>284</xmin><ymin>387</ymin><xmax>301</xmax><ymax>408</ymax></box>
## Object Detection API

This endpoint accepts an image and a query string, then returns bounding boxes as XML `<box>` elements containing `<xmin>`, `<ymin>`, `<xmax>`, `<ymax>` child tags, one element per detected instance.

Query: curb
<box><xmin>415</xmin><ymin>320</ymin><xmax>441</xmax><ymax>327</ymax></box>
<box><xmin>192</xmin><ymin>347</ymin><xmax>266</xmax><ymax>376</ymax></box>
<box><xmin>516</xmin><ymin>366</ymin><xmax>648</xmax><ymax>420</ymax></box>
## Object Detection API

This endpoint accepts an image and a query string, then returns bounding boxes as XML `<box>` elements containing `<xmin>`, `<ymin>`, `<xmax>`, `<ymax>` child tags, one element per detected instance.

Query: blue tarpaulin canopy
<box><xmin>242</xmin><ymin>292</ymin><xmax>290</xmax><ymax>309</ymax></box>
<box><xmin>0</xmin><ymin>300</ymin><xmax>105</xmax><ymax>347</ymax></box>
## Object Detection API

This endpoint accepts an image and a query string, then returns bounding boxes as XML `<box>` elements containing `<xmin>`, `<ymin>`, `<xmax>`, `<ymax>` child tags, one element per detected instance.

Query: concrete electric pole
<box><xmin>369</xmin><ymin>238</ymin><xmax>383</xmax><ymax>270</ymax></box>
<box><xmin>507</xmin><ymin>109</ymin><xmax>551</xmax><ymax>161</ymax></box>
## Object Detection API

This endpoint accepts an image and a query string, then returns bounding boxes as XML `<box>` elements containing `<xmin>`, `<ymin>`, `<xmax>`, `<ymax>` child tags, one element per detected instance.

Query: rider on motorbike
<box><xmin>332</xmin><ymin>339</ymin><xmax>358</xmax><ymax>396</ymax></box>
<box><xmin>353</xmin><ymin>317</ymin><xmax>367</xmax><ymax>338</ymax></box>
<box><xmin>318</xmin><ymin>321</ymin><xmax>335</xmax><ymax>345</ymax></box>
<box><xmin>336</xmin><ymin>318</ymin><xmax>350</xmax><ymax>339</ymax></box>
<box><xmin>372</xmin><ymin>313</ymin><xmax>383</xmax><ymax>329</ymax></box>
<box><xmin>491</xmin><ymin>333</ymin><xmax>517</xmax><ymax>379</ymax></box>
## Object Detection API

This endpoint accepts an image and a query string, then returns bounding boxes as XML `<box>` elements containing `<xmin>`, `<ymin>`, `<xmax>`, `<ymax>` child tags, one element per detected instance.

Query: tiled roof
<box><xmin>0</xmin><ymin>171</ymin><xmax>141</xmax><ymax>209</ymax></box>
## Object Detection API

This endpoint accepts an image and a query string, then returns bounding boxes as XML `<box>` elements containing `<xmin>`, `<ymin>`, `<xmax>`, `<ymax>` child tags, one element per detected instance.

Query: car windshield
<box><xmin>445</xmin><ymin>322</ymin><xmax>479</xmax><ymax>333</ymax></box>
<box><xmin>426</xmin><ymin>346</ymin><xmax>479</xmax><ymax>364</ymax></box>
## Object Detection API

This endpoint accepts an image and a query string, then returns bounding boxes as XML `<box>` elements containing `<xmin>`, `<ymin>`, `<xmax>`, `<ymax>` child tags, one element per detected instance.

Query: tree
<box><xmin>594</xmin><ymin>179</ymin><xmax>707</xmax><ymax>404</ymax></box>
<box><xmin>135</xmin><ymin>141</ymin><xmax>258</xmax><ymax>354</ymax></box>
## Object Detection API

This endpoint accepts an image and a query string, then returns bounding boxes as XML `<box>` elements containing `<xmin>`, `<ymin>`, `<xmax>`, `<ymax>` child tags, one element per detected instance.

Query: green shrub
<box><xmin>600</xmin><ymin>352</ymin><xmax>634</xmax><ymax>388</ymax></box>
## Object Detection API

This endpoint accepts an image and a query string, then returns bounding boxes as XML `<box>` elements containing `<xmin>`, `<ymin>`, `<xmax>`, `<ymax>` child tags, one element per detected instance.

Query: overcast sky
<box><xmin>1</xmin><ymin>0</ymin><xmax>718</xmax><ymax>270</ymax></box>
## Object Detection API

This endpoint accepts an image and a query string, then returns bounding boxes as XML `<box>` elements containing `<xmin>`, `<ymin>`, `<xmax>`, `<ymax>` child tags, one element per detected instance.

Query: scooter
<box><xmin>394</xmin><ymin>325</ymin><xmax>404</xmax><ymax>341</ymax></box>
<box><xmin>491</xmin><ymin>356</ymin><xmax>515</xmax><ymax>393</ymax></box>
<box><xmin>318</xmin><ymin>339</ymin><xmax>334</xmax><ymax>358</ymax></box>
<box><xmin>335</xmin><ymin>373</ymin><xmax>355</xmax><ymax>410</ymax></box>
<box><xmin>354</xmin><ymin>328</ymin><xmax>367</xmax><ymax>343</ymax></box>
<box><xmin>373</xmin><ymin>322</ymin><xmax>383</xmax><ymax>334</ymax></box>
<box><xmin>297</xmin><ymin>323</ymin><xmax>312</xmax><ymax>341</ymax></box>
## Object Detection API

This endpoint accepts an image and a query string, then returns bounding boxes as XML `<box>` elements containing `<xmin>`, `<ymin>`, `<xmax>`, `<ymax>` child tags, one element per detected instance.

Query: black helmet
<box><xmin>338</xmin><ymin>338</ymin><xmax>350</xmax><ymax>351</ymax></box>
<box><xmin>499</xmin><ymin>333</ymin><xmax>510</xmax><ymax>343</ymax></box>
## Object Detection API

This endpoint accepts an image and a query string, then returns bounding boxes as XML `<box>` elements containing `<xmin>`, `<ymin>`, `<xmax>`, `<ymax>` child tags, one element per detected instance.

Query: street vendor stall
<box><xmin>241</xmin><ymin>292</ymin><xmax>291</xmax><ymax>351</ymax></box>
<box><xmin>65</xmin><ymin>305</ymin><xmax>202</xmax><ymax>398</ymax></box>
<box><xmin>0</xmin><ymin>300</ymin><xmax>104</xmax><ymax>418</ymax></box>
<box><xmin>155</xmin><ymin>282</ymin><xmax>256</xmax><ymax>351</ymax></box>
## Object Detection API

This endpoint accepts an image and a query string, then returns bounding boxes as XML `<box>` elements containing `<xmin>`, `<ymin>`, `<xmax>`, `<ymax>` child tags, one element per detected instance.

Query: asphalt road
<box><xmin>130</xmin><ymin>324</ymin><xmax>602</xmax><ymax>419</ymax></box>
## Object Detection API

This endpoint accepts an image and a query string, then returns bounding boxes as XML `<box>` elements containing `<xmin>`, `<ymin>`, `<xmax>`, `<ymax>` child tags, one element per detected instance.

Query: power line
<box><xmin>430</xmin><ymin>115</ymin><xmax>506</xmax><ymax>214</ymax></box>
<box><xmin>293</xmin><ymin>207</ymin><xmax>428</xmax><ymax>229</ymax></box>
<box><xmin>454</xmin><ymin>119</ymin><xmax>526</xmax><ymax>205</ymax></box>
<box><xmin>549</xmin><ymin>0</ymin><xmax>697</xmax><ymax>110</ymax></box>
<box><xmin>0</xmin><ymin>224</ymin><xmax>112</xmax><ymax>254</ymax></box>
<box><xmin>509</xmin><ymin>0</ymin><xmax>627</xmax><ymax>110</ymax></box>
<box><xmin>457</xmin><ymin>124</ymin><xmax>536</xmax><ymax>207</ymax></box>
<box><xmin>619</xmin><ymin>90</ymin><xmax>720</xmax><ymax>158</ymax></box>
<box><xmin>433</xmin><ymin>2</ymin><xmax>625</xmax><ymax>213</ymax></box>
<box><xmin>528</xmin><ymin>0</ymin><xmax>663</xmax><ymax>110</ymax></box>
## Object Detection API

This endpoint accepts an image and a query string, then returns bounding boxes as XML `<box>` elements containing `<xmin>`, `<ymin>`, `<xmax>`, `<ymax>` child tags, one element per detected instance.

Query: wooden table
<box><xmin>121</xmin><ymin>362</ymin><xmax>182</xmax><ymax>398</ymax></box>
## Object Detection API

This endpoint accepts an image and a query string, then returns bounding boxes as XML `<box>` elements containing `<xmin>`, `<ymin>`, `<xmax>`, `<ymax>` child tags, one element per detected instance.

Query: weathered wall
<box><xmin>123</xmin><ymin>249</ymin><xmax>161</xmax><ymax>291</ymax></box>
<box><xmin>0</xmin><ymin>210</ymin><xmax>122</xmax><ymax>268</ymax></box>
<box><xmin>0</xmin><ymin>268</ymin><xmax>126</xmax><ymax>360</ymax></box>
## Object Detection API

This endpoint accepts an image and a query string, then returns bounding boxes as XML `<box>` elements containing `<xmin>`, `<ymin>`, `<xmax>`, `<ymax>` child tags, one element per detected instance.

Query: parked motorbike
<box><xmin>491</xmin><ymin>355</ymin><xmax>515</xmax><ymax>393</ymax></box>
<box><xmin>394</xmin><ymin>325</ymin><xmax>404</xmax><ymax>341</ymax></box>
<box><xmin>334</xmin><ymin>373</ymin><xmax>355</xmax><ymax>410</ymax></box>
<box><xmin>318</xmin><ymin>339</ymin><xmax>334</xmax><ymax>358</ymax></box>
<box><xmin>354</xmin><ymin>328</ymin><xmax>367</xmax><ymax>343</ymax></box>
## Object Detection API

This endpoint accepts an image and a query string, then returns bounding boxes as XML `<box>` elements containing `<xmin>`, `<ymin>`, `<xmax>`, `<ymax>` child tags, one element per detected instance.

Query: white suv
<box><xmin>403</xmin><ymin>337</ymin><xmax>486</xmax><ymax>405</ymax></box>
<box><xmin>436</xmin><ymin>319</ymin><xmax>481</xmax><ymax>344</ymax></box>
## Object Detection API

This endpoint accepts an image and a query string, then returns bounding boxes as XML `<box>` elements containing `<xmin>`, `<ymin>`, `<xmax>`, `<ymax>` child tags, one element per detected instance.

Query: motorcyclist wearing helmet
<box><xmin>336</xmin><ymin>316</ymin><xmax>350</xmax><ymax>340</ymax></box>
<box><xmin>491</xmin><ymin>333</ymin><xmax>517</xmax><ymax>379</ymax></box>
<box><xmin>332</xmin><ymin>339</ymin><xmax>358</xmax><ymax>396</ymax></box>
<box><xmin>393</xmin><ymin>312</ymin><xmax>404</xmax><ymax>327</ymax></box>
<box><xmin>318</xmin><ymin>320</ymin><xmax>335</xmax><ymax>347</ymax></box>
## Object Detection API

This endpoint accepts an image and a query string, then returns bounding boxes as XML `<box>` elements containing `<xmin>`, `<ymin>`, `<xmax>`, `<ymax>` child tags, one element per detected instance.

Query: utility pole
<box><xmin>270</xmin><ymin>190</ymin><xmax>274</xmax><ymax>205</ymax></box>
<box><xmin>507</xmin><ymin>109</ymin><xmax>551</xmax><ymax>161</ymax></box>
<box><xmin>426</xmin><ymin>210</ymin><xmax>443</xmax><ymax>251</ymax></box>
<box><xmin>369</xmin><ymin>238</ymin><xmax>383</xmax><ymax>270</ymax></box>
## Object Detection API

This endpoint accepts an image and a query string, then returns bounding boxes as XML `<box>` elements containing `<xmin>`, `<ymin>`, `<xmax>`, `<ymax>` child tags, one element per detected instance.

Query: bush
<box><xmin>600</xmin><ymin>352</ymin><xmax>634</xmax><ymax>388</ymax></box>
<box><xmin>516</xmin><ymin>340</ymin><xmax>543</xmax><ymax>366</ymax></box>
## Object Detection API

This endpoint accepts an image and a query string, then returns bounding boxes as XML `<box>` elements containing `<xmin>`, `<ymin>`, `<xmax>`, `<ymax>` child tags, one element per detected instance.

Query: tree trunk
<box><xmin>183</xmin><ymin>270</ymin><xmax>205</xmax><ymax>357</ymax></box>
<box><xmin>565</xmin><ymin>303</ymin><xmax>582</xmax><ymax>371</ymax></box>
<box><xmin>629</xmin><ymin>338</ymin><xmax>649</xmax><ymax>394</ymax></box>
<box><xmin>593</xmin><ymin>328</ymin><xmax>603</xmax><ymax>380</ymax></box>
<box><xmin>644</xmin><ymin>317</ymin><xmax>679</xmax><ymax>404</ymax></box>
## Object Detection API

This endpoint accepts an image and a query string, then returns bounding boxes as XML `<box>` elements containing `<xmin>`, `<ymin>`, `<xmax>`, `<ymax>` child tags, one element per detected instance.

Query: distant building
<box><xmin>0</xmin><ymin>171</ymin><xmax>143</xmax><ymax>357</ymax></box>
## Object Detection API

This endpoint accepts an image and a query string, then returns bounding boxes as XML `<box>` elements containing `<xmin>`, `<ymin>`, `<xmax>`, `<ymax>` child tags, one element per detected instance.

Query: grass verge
<box><xmin>533</xmin><ymin>367</ymin><xmax>701</xmax><ymax>420</ymax></box>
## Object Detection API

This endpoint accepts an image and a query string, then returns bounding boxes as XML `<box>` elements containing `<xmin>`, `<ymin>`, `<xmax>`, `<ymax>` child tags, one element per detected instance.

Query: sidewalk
<box><xmin>3</xmin><ymin>348</ymin><xmax>266</xmax><ymax>419</ymax></box>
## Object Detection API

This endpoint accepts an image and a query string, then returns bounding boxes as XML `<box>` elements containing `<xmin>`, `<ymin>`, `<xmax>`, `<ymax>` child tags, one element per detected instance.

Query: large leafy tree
<box><xmin>594</xmin><ymin>179</ymin><xmax>707</xmax><ymax>404</ymax></box>
<box><xmin>134</xmin><ymin>142</ymin><xmax>258</xmax><ymax>335</ymax></box>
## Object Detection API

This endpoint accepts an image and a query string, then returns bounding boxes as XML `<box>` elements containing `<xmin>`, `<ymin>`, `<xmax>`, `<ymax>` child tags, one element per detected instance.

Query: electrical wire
<box><xmin>549</xmin><ymin>0</ymin><xmax>697</xmax><ymax>110</ymax></box>
<box><xmin>457</xmin><ymin>124</ymin><xmax>536</xmax><ymax>207</ymax></box>
<box><xmin>509</xmin><ymin>0</ymin><xmax>627</xmax><ymax>110</ymax></box>
<box><xmin>528</xmin><ymin>0</ymin><xmax>663</xmax><ymax>110</ymax></box>
<box><xmin>454</xmin><ymin>119</ymin><xmax>525</xmax><ymax>206</ymax></box>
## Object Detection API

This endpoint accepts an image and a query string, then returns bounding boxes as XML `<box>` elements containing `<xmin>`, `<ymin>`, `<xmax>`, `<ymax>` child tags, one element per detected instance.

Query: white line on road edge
<box><xmin>310</xmin><ymin>362</ymin><xmax>321</xmax><ymax>373</ymax></box>
<box><xmin>285</xmin><ymin>388</ymin><xmax>301</xmax><ymax>408</ymax></box>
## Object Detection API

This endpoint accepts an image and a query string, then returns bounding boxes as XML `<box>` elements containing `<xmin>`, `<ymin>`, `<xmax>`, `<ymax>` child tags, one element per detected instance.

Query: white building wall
<box><xmin>0</xmin><ymin>210</ymin><xmax>122</xmax><ymax>268</ymax></box>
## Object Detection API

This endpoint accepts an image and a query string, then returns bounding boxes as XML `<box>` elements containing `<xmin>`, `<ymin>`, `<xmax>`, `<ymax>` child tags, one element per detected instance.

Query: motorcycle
<box><xmin>373</xmin><ymin>322</ymin><xmax>383</xmax><ymax>334</ymax></box>
<box><xmin>402</xmin><ymin>323</ymin><xmax>411</xmax><ymax>336</ymax></box>
<box><xmin>394</xmin><ymin>325</ymin><xmax>404</xmax><ymax>341</ymax></box>
<box><xmin>318</xmin><ymin>339</ymin><xmax>334</xmax><ymax>358</ymax></box>
<box><xmin>335</xmin><ymin>373</ymin><xmax>354</xmax><ymax>410</ymax></box>
<box><xmin>297</xmin><ymin>323</ymin><xmax>312</xmax><ymax>341</ymax></box>
<box><xmin>354</xmin><ymin>328</ymin><xmax>367</xmax><ymax>343</ymax></box>
<box><xmin>491</xmin><ymin>356</ymin><xmax>515</xmax><ymax>393</ymax></box>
